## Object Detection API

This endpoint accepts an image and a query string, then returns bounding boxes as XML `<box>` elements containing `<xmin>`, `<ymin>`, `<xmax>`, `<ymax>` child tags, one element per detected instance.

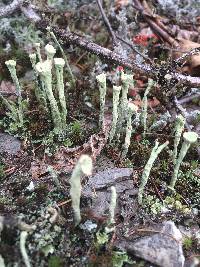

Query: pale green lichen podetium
<box><xmin>29</xmin><ymin>53</ymin><xmax>47</xmax><ymax>107</ymax></box>
<box><xmin>35</xmin><ymin>60</ymin><xmax>62</xmax><ymax>133</ymax></box>
<box><xmin>117</xmin><ymin>72</ymin><xmax>134</xmax><ymax>131</ymax></box>
<box><xmin>140</xmin><ymin>78</ymin><xmax>155</xmax><ymax>138</ymax></box>
<box><xmin>34</xmin><ymin>42</ymin><xmax>42</xmax><ymax>62</ymax></box>
<box><xmin>70</xmin><ymin>155</ymin><xmax>93</xmax><ymax>226</ymax></box>
<box><xmin>20</xmin><ymin>231</ymin><xmax>31</xmax><ymax>267</ymax></box>
<box><xmin>46</xmin><ymin>26</ymin><xmax>76</xmax><ymax>88</ymax></box>
<box><xmin>54</xmin><ymin>58</ymin><xmax>67</xmax><ymax>128</ymax></box>
<box><xmin>29</xmin><ymin>53</ymin><xmax>37</xmax><ymax>70</ymax></box>
<box><xmin>122</xmin><ymin>102</ymin><xmax>138</xmax><ymax>158</ymax></box>
<box><xmin>45</xmin><ymin>44</ymin><xmax>56</xmax><ymax>63</ymax></box>
<box><xmin>108</xmin><ymin>186</ymin><xmax>117</xmax><ymax>225</ymax></box>
<box><xmin>5</xmin><ymin>60</ymin><xmax>24</xmax><ymax>125</ymax></box>
<box><xmin>0</xmin><ymin>255</ymin><xmax>5</xmax><ymax>267</ymax></box>
<box><xmin>138</xmin><ymin>140</ymin><xmax>169</xmax><ymax>204</ymax></box>
<box><xmin>96</xmin><ymin>73</ymin><xmax>107</xmax><ymax>129</ymax></box>
<box><xmin>169</xmin><ymin>131</ymin><xmax>198</xmax><ymax>191</ymax></box>
<box><xmin>109</xmin><ymin>85</ymin><xmax>121</xmax><ymax>143</ymax></box>
<box><xmin>172</xmin><ymin>114</ymin><xmax>186</xmax><ymax>165</ymax></box>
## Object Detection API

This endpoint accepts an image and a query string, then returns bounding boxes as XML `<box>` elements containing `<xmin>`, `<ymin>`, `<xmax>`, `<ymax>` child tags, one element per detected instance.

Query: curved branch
<box><xmin>42</xmin><ymin>24</ymin><xmax>200</xmax><ymax>87</ymax></box>
<box><xmin>0</xmin><ymin>0</ymin><xmax>23</xmax><ymax>18</ymax></box>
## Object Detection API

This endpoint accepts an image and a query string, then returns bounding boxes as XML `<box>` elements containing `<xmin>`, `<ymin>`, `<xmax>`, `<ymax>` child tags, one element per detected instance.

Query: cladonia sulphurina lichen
<box><xmin>20</xmin><ymin>231</ymin><xmax>31</xmax><ymax>267</ymax></box>
<box><xmin>70</xmin><ymin>155</ymin><xmax>93</xmax><ymax>226</ymax></box>
<box><xmin>34</xmin><ymin>42</ymin><xmax>42</xmax><ymax>62</ymax></box>
<box><xmin>172</xmin><ymin>114</ymin><xmax>186</xmax><ymax>165</ymax></box>
<box><xmin>96</xmin><ymin>73</ymin><xmax>107</xmax><ymax>129</ymax></box>
<box><xmin>109</xmin><ymin>85</ymin><xmax>121</xmax><ymax>143</ymax></box>
<box><xmin>54</xmin><ymin>58</ymin><xmax>67</xmax><ymax>126</ymax></box>
<box><xmin>138</xmin><ymin>140</ymin><xmax>169</xmax><ymax>204</ymax></box>
<box><xmin>5</xmin><ymin>59</ymin><xmax>24</xmax><ymax>125</ymax></box>
<box><xmin>45</xmin><ymin>44</ymin><xmax>56</xmax><ymax>63</ymax></box>
<box><xmin>117</xmin><ymin>72</ymin><xmax>134</xmax><ymax>135</ymax></box>
<box><xmin>122</xmin><ymin>102</ymin><xmax>138</xmax><ymax>158</ymax></box>
<box><xmin>169</xmin><ymin>131</ymin><xmax>198</xmax><ymax>190</ymax></box>
<box><xmin>46</xmin><ymin>27</ymin><xmax>76</xmax><ymax>87</ymax></box>
<box><xmin>35</xmin><ymin>60</ymin><xmax>63</xmax><ymax>133</ymax></box>
<box><xmin>140</xmin><ymin>78</ymin><xmax>155</xmax><ymax>138</ymax></box>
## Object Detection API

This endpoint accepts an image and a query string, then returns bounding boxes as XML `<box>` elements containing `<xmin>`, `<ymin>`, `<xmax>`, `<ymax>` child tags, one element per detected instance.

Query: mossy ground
<box><xmin>0</xmin><ymin>1</ymin><xmax>200</xmax><ymax>266</ymax></box>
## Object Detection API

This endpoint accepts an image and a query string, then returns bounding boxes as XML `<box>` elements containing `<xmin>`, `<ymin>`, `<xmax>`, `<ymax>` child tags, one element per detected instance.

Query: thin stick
<box><xmin>36</xmin><ymin>22</ymin><xmax>200</xmax><ymax>87</ymax></box>
<box><xmin>96</xmin><ymin>0</ymin><xmax>118</xmax><ymax>47</ymax></box>
<box><xmin>47</xmin><ymin>27</ymin><xmax>76</xmax><ymax>88</ymax></box>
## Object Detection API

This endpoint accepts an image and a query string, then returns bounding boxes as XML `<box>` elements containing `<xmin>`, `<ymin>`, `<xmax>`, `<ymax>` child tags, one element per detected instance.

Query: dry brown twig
<box><xmin>0</xmin><ymin>0</ymin><xmax>40</xmax><ymax>22</ymax></box>
<box><xmin>2</xmin><ymin>2</ymin><xmax>200</xmax><ymax>89</ymax></box>
<box><xmin>96</xmin><ymin>0</ymin><xmax>118</xmax><ymax>47</ymax></box>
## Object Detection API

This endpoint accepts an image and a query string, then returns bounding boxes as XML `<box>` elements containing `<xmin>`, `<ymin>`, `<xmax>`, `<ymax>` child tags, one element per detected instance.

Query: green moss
<box><xmin>112</xmin><ymin>251</ymin><xmax>133</xmax><ymax>267</ymax></box>
<box><xmin>183</xmin><ymin>236</ymin><xmax>193</xmax><ymax>250</ymax></box>
<box><xmin>48</xmin><ymin>256</ymin><xmax>63</xmax><ymax>267</ymax></box>
<box><xmin>0</xmin><ymin>196</ymin><xmax>9</xmax><ymax>205</ymax></box>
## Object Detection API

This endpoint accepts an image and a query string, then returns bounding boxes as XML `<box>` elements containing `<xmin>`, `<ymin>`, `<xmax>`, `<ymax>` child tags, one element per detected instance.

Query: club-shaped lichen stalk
<box><xmin>34</xmin><ymin>42</ymin><xmax>42</xmax><ymax>62</ymax></box>
<box><xmin>119</xmin><ymin>72</ymin><xmax>133</xmax><ymax>123</ymax></box>
<box><xmin>5</xmin><ymin>60</ymin><xmax>21</xmax><ymax>97</ymax></box>
<box><xmin>20</xmin><ymin>231</ymin><xmax>31</xmax><ymax>267</ymax></box>
<box><xmin>70</xmin><ymin>155</ymin><xmax>93</xmax><ymax>226</ymax></box>
<box><xmin>54</xmin><ymin>58</ymin><xmax>67</xmax><ymax>127</ymax></box>
<box><xmin>169</xmin><ymin>131</ymin><xmax>198</xmax><ymax>190</ymax></box>
<box><xmin>0</xmin><ymin>255</ymin><xmax>5</xmax><ymax>267</ymax></box>
<box><xmin>138</xmin><ymin>140</ymin><xmax>169</xmax><ymax>204</ymax></box>
<box><xmin>96</xmin><ymin>73</ymin><xmax>107</xmax><ymax>129</ymax></box>
<box><xmin>29</xmin><ymin>53</ymin><xmax>37</xmax><ymax>70</ymax></box>
<box><xmin>140</xmin><ymin>78</ymin><xmax>155</xmax><ymax>138</ymax></box>
<box><xmin>109</xmin><ymin>85</ymin><xmax>121</xmax><ymax>143</ymax></box>
<box><xmin>5</xmin><ymin>60</ymin><xmax>23</xmax><ymax>125</ymax></box>
<box><xmin>45</xmin><ymin>44</ymin><xmax>56</xmax><ymax>63</ymax></box>
<box><xmin>122</xmin><ymin>102</ymin><xmax>138</xmax><ymax>158</ymax></box>
<box><xmin>108</xmin><ymin>186</ymin><xmax>117</xmax><ymax>225</ymax></box>
<box><xmin>172</xmin><ymin>114</ymin><xmax>186</xmax><ymax>165</ymax></box>
<box><xmin>29</xmin><ymin>53</ymin><xmax>47</xmax><ymax>107</ymax></box>
<box><xmin>46</xmin><ymin>27</ymin><xmax>76</xmax><ymax>88</ymax></box>
<box><xmin>35</xmin><ymin>60</ymin><xmax>62</xmax><ymax>132</ymax></box>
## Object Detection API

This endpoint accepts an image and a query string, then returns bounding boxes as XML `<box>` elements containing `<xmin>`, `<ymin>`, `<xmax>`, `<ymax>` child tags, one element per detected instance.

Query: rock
<box><xmin>82</xmin><ymin>168</ymin><xmax>138</xmax><ymax>217</ymax></box>
<box><xmin>0</xmin><ymin>132</ymin><xmax>21</xmax><ymax>155</ymax></box>
<box><xmin>124</xmin><ymin>221</ymin><xmax>185</xmax><ymax>267</ymax></box>
<box><xmin>83</xmin><ymin>168</ymin><xmax>134</xmax><ymax>197</ymax></box>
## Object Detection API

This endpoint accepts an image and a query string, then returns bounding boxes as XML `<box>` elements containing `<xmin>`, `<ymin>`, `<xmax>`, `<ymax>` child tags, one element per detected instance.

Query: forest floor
<box><xmin>0</xmin><ymin>0</ymin><xmax>200</xmax><ymax>266</ymax></box>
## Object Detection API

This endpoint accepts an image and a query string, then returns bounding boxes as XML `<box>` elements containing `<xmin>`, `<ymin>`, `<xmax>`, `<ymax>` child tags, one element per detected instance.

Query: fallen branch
<box><xmin>20</xmin><ymin>3</ymin><xmax>41</xmax><ymax>22</ymax></box>
<box><xmin>0</xmin><ymin>0</ymin><xmax>40</xmax><ymax>22</ymax></box>
<box><xmin>36</xmin><ymin>22</ymin><xmax>200</xmax><ymax>88</ymax></box>
<box><xmin>0</xmin><ymin>0</ymin><xmax>23</xmax><ymax>18</ymax></box>
<box><xmin>40</xmin><ymin>23</ymin><xmax>152</xmax><ymax>75</ymax></box>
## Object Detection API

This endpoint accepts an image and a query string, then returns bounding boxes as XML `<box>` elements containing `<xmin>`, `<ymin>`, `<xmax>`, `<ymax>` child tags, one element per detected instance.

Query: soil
<box><xmin>0</xmin><ymin>1</ymin><xmax>200</xmax><ymax>267</ymax></box>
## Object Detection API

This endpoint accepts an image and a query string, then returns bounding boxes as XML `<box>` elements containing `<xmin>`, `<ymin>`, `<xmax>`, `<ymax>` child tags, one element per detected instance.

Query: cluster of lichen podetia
<box><xmin>2</xmin><ymin>43</ymin><xmax>68</xmax><ymax>136</ymax></box>
<box><xmin>34</xmin><ymin>44</ymin><xmax>67</xmax><ymax>135</ymax></box>
<box><xmin>96</xmin><ymin>71</ymin><xmax>155</xmax><ymax>157</ymax></box>
<box><xmin>96</xmin><ymin>72</ymin><xmax>199</xmax><ymax>205</ymax></box>
<box><xmin>0</xmin><ymin>60</ymin><xmax>25</xmax><ymax>132</ymax></box>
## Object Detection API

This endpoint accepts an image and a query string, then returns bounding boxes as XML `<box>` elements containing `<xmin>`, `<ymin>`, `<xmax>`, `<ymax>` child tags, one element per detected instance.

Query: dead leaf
<box><xmin>174</xmin><ymin>38</ymin><xmax>200</xmax><ymax>76</ymax></box>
